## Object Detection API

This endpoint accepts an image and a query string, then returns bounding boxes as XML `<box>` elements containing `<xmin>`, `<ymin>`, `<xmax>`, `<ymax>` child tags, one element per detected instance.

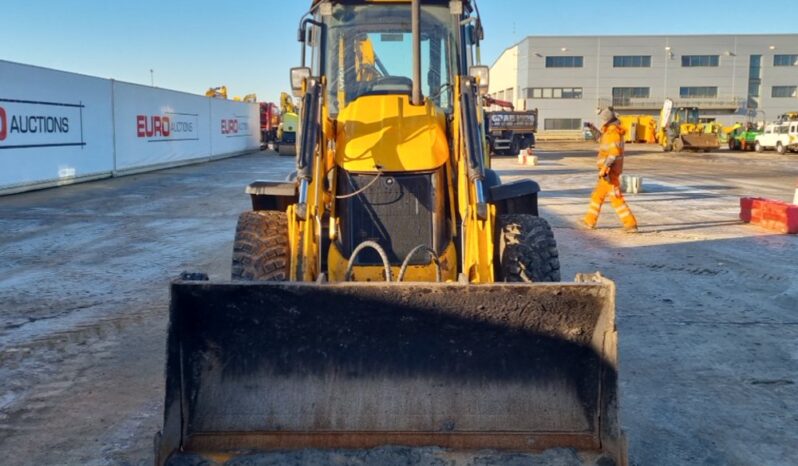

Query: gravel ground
<box><xmin>0</xmin><ymin>144</ymin><xmax>796</xmax><ymax>465</ymax></box>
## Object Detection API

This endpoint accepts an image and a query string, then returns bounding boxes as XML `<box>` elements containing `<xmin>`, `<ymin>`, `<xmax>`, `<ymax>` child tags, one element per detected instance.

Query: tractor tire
<box><xmin>231</xmin><ymin>211</ymin><xmax>290</xmax><ymax>281</ymax></box>
<box><xmin>672</xmin><ymin>137</ymin><xmax>685</xmax><ymax>152</ymax></box>
<box><xmin>496</xmin><ymin>214</ymin><xmax>561</xmax><ymax>283</ymax></box>
<box><xmin>777</xmin><ymin>142</ymin><xmax>786</xmax><ymax>154</ymax></box>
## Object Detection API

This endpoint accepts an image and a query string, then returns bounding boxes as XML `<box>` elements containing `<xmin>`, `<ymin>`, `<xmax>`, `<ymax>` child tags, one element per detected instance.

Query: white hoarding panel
<box><xmin>0</xmin><ymin>60</ymin><xmax>114</xmax><ymax>191</ymax></box>
<box><xmin>210</xmin><ymin>99</ymin><xmax>260</xmax><ymax>156</ymax></box>
<box><xmin>113</xmin><ymin>82</ymin><xmax>211</xmax><ymax>171</ymax></box>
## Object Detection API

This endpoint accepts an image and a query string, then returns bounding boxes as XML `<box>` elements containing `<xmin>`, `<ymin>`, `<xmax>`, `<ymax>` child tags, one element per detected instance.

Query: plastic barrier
<box><xmin>740</xmin><ymin>197</ymin><xmax>798</xmax><ymax>234</ymax></box>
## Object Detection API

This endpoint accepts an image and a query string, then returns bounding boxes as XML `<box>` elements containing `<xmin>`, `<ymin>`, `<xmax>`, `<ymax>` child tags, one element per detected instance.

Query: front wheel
<box><xmin>777</xmin><ymin>142</ymin><xmax>786</xmax><ymax>154</ymax></box>
<box><xmin>232</xmin><ymin>211</ymin><xmax>290</xmax><ymax>281</ymax></box>
<box><xmin>755</xmin><ymin>142</ymin><xmax>763</xmax><ymax>153</ymax></box>
<box><xmin>496</xmin><ymin>215</ymin><xmax>561</xmax><ymax>283</ymax></box>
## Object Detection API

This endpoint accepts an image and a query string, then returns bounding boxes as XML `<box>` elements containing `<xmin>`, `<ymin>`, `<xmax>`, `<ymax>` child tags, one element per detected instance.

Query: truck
<box><xmin>259</xmin><ymin>102</ymin><xmax>279</xmax><ymax>148</ymax></box>
<box><xmin>483</xmin><ymin>96</ymin><xmax>538</xmax><ymax>155</ymax></box>
<box><xmin>755</xmin><ymin>120</ymin><xmax>798</xmax><ymax>154</ymax></box>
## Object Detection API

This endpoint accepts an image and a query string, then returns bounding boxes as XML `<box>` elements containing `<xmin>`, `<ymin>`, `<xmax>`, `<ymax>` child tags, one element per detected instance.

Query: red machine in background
<box><xmin>259</xmin><ymin>102</ymin><xmax>279</xmax><ymax>148</ymax></box>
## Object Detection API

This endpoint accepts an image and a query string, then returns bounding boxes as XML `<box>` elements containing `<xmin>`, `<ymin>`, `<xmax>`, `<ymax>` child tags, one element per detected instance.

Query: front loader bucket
<box><xmin>156</xmin><ymin>274</ymin><xmax>626</xmax><ymax>466</ymax></box>
<box><xmin>680</xmin><ymin>133</ymin><xmax>720</xmax><ymax>150</ymax></box>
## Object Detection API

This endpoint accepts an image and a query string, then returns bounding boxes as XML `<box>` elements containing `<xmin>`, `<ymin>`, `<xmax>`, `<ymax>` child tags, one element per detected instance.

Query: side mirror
<box><xmin>290</xmin><ymin>67</ymin><xmax>311</xmax><ymax>97</ymax></box>
<box><xmin>469</xmin><ymin>65</ymin><xmax>489</xmax><ymax>95</ymax></box>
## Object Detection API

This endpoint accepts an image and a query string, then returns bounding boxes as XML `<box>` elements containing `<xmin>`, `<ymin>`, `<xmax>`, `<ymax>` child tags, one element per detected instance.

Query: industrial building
<box><xmin>488</xmin><ymin>34</ymin><xmax>798</xmax><ymax>135</ymax></box>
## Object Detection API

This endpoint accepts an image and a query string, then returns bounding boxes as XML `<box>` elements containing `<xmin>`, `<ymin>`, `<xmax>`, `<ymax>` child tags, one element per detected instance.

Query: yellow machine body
<box><xmin>156</xmin><ymin>1</ymin><xmax>627</xmax><ymax>465</ymax></box>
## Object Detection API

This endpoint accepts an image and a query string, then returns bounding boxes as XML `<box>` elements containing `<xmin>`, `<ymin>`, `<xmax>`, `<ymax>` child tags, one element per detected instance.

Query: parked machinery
<box><xmin>755</xmin><ymin>119</ymin><xmax>798</xmax><ymax>154</ymax></box>
<box><xmin>274</xmin><ymin>91</ymin><xmax>298</xmax><ymax>156</ymax></box>
<box><xmin>259</xmin><ymin>102</ymin><xmax>280</xmax><ymax>148</ymax></box>
<box><xmin>155</xmin><ymin>1</ymin><xmax>626</xmax><ymax>465</ymax></box>
<box><xmin>725</xmin><ymin>122</ymin><xmax>762</xmax><ymax>151</ymax></box>
<box><xmin>657</xmin><ymin>98</ymin><xmax>720</xmax><ymax>152</ymax></box>
<box><xmin>483</xmin><ymin>96</ymin><xmax>538</xmax><ymax>155</ymax></box>
<box><xmin>619</xmin><ymin>115</ymin><xmax>657</xmax><ymax>144</ymax></box>
<box><xmin>205</xmin><ymin>86</ymin><xmax>228</xmax><ymax>99</ymax></box>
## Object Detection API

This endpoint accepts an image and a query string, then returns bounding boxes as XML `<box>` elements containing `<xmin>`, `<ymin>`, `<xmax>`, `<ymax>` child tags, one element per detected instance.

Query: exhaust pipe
<box><xmin>411</xmin><ymin>0</ymin><xmax>422</xmax><ymax>105</ymax></box>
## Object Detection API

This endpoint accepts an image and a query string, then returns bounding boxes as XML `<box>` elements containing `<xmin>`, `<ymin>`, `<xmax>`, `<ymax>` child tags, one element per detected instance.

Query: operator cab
<box><xmin>319</xmin><ymin>2</ymin><xmax>460</xmax><ymax>115</ymax></box>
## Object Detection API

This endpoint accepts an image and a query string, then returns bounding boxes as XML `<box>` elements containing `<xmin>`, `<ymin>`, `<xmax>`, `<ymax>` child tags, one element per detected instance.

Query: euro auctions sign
<box><xmin>220</xmin><ymin>116</ymin><xmax>251</xmax><ymax>137</ymax></box>
<box><xmin>0</xmin><ymin>98</ymin><xmax>85</xmax><ymax>149</ymax></box>
<box><xmin>136</xmin><ymin>112</ymin><xmax>198</xmax><ymax>142</ymax></box>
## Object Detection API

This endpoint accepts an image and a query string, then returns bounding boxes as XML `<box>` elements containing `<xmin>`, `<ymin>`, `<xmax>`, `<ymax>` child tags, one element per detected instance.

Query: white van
<box><xmin>755</xmin><ymin>122</ymin><xmax>798</xmax><ymax>154</ymax></box>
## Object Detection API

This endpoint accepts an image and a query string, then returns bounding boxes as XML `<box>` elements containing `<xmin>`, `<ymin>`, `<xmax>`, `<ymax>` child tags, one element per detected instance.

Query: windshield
<box><xmin>321</xmin><ymin>3</ymin><xmax>458</xmax><ymax>116</ymax></box>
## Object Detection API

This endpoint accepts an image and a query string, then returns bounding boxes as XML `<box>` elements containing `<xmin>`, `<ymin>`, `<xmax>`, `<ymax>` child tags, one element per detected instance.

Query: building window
<box><xmin>774</xmin><ymin>55</ymin><xmax>798</xmax><ymax>66</ymax></box>
<box><xmin>612</xmin><ymin>87</ymin><xmax>650</xmax><ymax>99</ymax></box>
<box><xmin>505</xmin><ymin>88</ymin><xmax>514</xmax><ymax>102</ymax></box>
<box><xmin>545</xmin><ymin>56</ymin><xmax>583</xmax><ymax>68</ymax></box>
<box><xmin>612</xmin><ymin>87</ymin><xmax>650</xmax><ymax>106</ymax></box>
<box><xmin>681</xmin><ymin>55</ymin><xmax>719</xmax><ymax>67</ymax></box>
<box><xmin>525</xmin><ymin>87</ymin><xmax>583</xmax><ymax>99</ymax></box>
<box><xmin>748</xmin><ymin>55</ymin><xmax>762</xmax><ymax>109</ymax></box>
<box><xmin>679</xmin><ymin>86</ymin><xmax>718</xmax><ymax>98</ymax></box>
<box><xmin>772</xmin><ymin>86</ymin><xmax>798</xmax><ymax>98</ymax></box>
<box><xmin>544</xmin><ymin>118</ymin><xmax>581</xmax><ymax>131</ymax></box>
<box><xmin>613</xmin><ymin>55</ymin><xmax>652</xmax><ymax>67</ymax></box>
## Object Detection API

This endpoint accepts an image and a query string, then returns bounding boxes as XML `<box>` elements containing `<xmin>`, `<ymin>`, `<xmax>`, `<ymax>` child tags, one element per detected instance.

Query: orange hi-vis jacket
<box><xmin>597</xmin><ymin>123</ymin><xmax>626</xmax><ymax>175</ymax></box>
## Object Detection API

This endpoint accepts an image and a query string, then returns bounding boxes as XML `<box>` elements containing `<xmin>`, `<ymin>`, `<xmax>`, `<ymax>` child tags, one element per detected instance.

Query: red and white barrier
<box><xmin>740</xmin><ymin>197</ymin><xmax>798</xmax><ymax>234</ymax></box>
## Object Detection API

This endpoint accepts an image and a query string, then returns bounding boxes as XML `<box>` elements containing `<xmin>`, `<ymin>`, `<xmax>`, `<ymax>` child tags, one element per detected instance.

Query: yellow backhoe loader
<box><xmin>657</xmin><ymin>98</ymin><xmax>720</xmax><ymax>152</ymax></box>
<box><xmin>155</xmin><ymin>1</ymin><xmax>626</xmax><ymax>465</ymax></box>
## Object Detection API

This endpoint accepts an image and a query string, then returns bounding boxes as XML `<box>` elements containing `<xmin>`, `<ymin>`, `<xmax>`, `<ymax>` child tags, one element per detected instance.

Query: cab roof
<box><xmin>311</xmin><ymin>0</ymin><xmax>474</xmax><ymax>10</ymax></box>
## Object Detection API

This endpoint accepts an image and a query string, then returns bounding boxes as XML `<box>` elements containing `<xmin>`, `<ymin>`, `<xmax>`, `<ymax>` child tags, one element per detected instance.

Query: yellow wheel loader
<box><xmin>657</xmin><ymin>98</ymin><xmax>720</xmax><ymax>152</ymax></box>
<box><xmin>155</xmin><ymin>1</ymin><xmax>626</xmax><ymax>465</ymax></box>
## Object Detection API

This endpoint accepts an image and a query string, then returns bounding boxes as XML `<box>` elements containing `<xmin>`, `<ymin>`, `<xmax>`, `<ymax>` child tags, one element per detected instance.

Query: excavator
<box><xmin>155</xmin><ymin>1</ymin><xmax>626</xmax><ymax>465</ymax></box>
<box><xmin>205</xmin><ymin>86</ymin><xmax>228</xmax><ymax>99</ymax></box>
<box><xmin>657</xmin><ymin>98</ymin><xmax>720</xmax><ymax>152</ymax></box>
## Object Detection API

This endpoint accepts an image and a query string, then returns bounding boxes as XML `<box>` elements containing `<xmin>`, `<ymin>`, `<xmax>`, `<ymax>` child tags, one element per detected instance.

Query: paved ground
<box><xmin>0</xmin><ymin>144</ymin><xmax>796</xmax><ymax>465</ymax></box>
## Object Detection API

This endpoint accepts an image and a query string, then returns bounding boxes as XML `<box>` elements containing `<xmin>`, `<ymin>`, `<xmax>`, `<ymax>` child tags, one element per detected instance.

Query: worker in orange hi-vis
<box><xmin>583</xmin><ymin>106</ymin><xmax>639</xmax><ymax>232</ymax></box>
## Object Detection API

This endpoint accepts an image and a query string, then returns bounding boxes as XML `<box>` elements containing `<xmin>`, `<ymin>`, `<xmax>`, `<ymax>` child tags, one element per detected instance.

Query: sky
<box><xmin>2</xmin><ymin>0</ymin><xmax>797</xmax><ymax>104</ymax></box>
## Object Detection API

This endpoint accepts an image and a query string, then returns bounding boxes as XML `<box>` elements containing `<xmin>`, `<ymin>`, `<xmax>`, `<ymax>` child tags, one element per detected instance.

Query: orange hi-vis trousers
<box><xmin>584</xmin><ymin>172</ymin><xmax>638</xmax><ymax>229</ymax></box>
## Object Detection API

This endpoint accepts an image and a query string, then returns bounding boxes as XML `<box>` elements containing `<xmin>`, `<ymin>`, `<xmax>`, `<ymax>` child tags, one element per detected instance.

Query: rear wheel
<box><xmin>496</xmin><ymin>214</ymin><xmax>561</xmax><ymax>282</ymax></box>
<box><xmin>232</xmin><ymin>211</ymin><xmax>290</xmax><ymax>281</ymax></box>
<box><xmin>277</xmin><ymin>143</ymin><xmax>295</xmax><ymax>156</ymax></box>
<box><xmin>510</xmin><ymin>137</ymin><xmax>520</xmax><ymax>156</ymax></box>
<box><xmin>672</xmin><ymin>137</ymin><xmax>685</xmax><ymax>152</ymax></box>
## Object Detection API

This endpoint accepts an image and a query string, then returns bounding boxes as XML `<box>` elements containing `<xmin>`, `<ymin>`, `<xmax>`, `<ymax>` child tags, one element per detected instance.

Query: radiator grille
<box><xmin>337</xmin><ymin>171</ymin><xmax>440</xmax><ymax>266</ymax></box>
